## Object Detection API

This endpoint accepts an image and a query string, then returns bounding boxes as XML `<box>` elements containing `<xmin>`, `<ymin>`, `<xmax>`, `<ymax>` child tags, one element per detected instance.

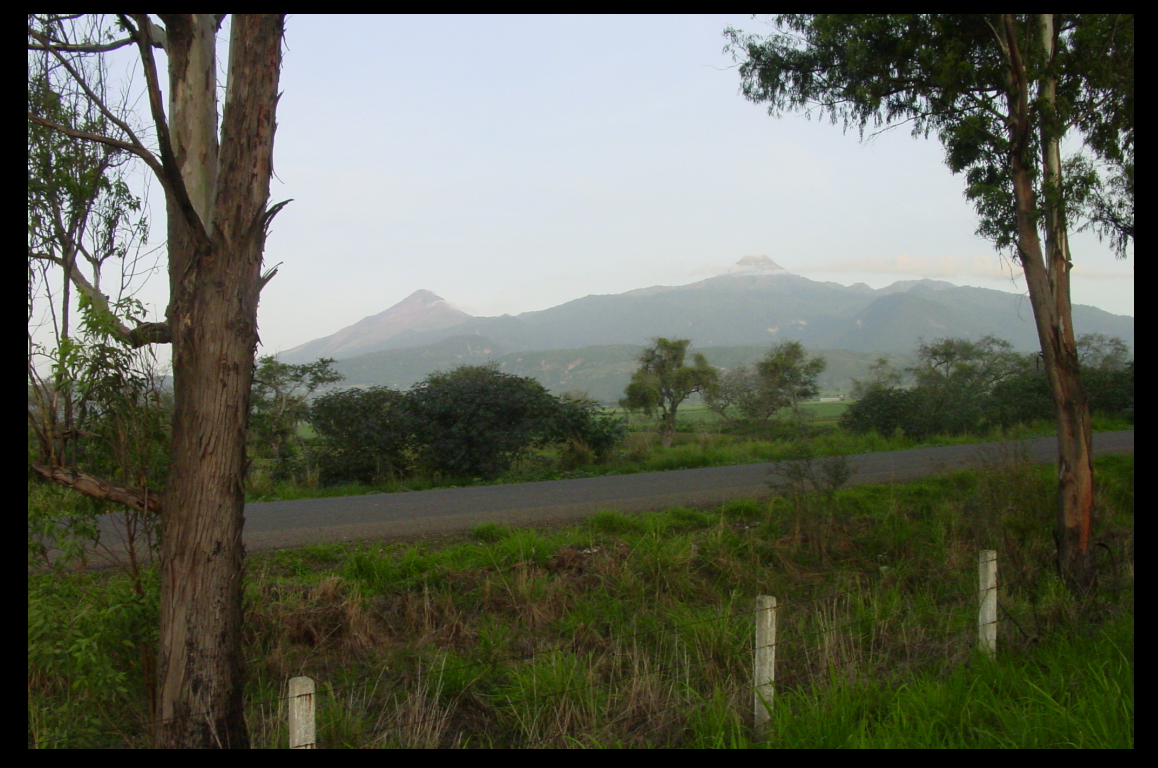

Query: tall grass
<box><xmin>29</xmin><ymin>453</ymin><xmax>1132</xmax><ymax>748</ymax></box>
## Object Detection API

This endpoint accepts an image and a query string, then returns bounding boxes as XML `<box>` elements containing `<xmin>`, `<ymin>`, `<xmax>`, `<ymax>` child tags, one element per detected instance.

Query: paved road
<box><xmin>229</xmin><ymin>430</ymin><xmax>1133</xmax><ymax>553</ymax></box>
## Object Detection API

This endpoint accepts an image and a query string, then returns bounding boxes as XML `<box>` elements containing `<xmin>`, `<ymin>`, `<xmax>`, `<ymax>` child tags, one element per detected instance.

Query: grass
<box><xmin>28</xmin><ymin>453</ymin><xmax>1133</xmax><ymax>748</ymax></box>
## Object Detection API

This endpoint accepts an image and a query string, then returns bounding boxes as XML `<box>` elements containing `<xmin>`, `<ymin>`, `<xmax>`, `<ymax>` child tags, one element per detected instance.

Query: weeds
<box><xmin>29</xmin><ymin>455</ymin><xmax>1133</xmax><ymax>748</ymax></box>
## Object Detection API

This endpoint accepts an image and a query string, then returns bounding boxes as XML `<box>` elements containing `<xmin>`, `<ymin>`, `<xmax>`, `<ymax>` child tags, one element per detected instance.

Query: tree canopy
<box><xmin>724</xmin><ymin>14</ymin><xmax>1133</xmax><ymax>258</ymax></box>
<box><xmin>704</xmin><ymin>341</ymin><xmax>826</xmax><ymax>428</ymax></box>
<box><xmin>620</xmin><ymin>338</ymin><xmax>717</xmax><ymax>447</ymax></box>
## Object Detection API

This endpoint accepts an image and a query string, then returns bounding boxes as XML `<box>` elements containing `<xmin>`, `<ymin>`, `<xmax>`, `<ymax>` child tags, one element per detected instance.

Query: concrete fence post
<box><xmin>288</xmin><ymin>676</ymin><xmax>316</xmax><ymax>749</ymax></box>
<box><xmin>754</xmin><ymin>595</ymin><xmax>777</xmax><ymax>735</ymax></box>
<box><xmin>978</xmin><ymin>550</ymin><xmax>997</xmax><ymax>659</ymax></box>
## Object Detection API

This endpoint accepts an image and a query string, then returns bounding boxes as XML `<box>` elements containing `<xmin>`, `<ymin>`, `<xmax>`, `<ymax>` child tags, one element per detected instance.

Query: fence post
<box><xmin>754</xmin><ymin>595</ymin><xmax>777</xmax><ymax>735</ymax></box>
<box><xmin>288</xmin><ymin>676</ymin><xmax>316</xmax><ymax>749</ymax></box>
<box><xmin>977</xmin><ymin>550</ymin><xmax>997</xmax><ymax>659</ymax></box>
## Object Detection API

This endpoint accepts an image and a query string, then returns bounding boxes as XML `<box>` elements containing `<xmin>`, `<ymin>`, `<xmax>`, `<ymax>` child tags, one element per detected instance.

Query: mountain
<box><xmin>280</xmin><ymin>289</ymin><xmax>473</xmax><ymax>362</ymax></box>
<box><xmin>282</xmin><ymin>259</ymin><xmax>1133</xmax><ymax>397</ymax></box>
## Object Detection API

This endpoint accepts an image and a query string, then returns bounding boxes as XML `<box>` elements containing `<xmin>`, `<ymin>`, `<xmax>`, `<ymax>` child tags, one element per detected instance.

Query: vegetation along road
<box><xmin>237</xmin><ymin>431</ymin><xmax>1134</xmax><ymax>553</ymax></box>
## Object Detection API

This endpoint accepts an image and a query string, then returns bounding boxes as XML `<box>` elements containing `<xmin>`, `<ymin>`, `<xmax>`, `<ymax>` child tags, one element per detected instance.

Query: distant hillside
<box><xmin>333</xmin><ymin>334</ymin><xmax>503</xmax><ymax>390</ymax></box>
<box><xmin>332</xmin><ymin>340</ymin><xmax>917</xmax><ymax>404</ymax></box>
<box><xmin>284</xmin><ymin>265</ymin><xmax>1132</xmax><ymax>366</ymax></box>
<box><xmin>289</xmin><ymin>258</ymin><xmax>1132</xmax><ymax>401</ymax></box>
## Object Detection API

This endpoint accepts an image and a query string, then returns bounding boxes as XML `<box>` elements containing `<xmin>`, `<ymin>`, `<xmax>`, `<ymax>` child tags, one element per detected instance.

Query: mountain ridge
<box><xmin>279</xmin><ymin>262</ymin><xmax>1133</xmax><ymax>367</ymax></box>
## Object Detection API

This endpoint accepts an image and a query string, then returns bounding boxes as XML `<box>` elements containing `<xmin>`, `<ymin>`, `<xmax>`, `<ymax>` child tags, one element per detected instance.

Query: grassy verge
<box><xmin>29</xmin><ymin>453</ymin><xmax>1133</xmax><ymax>748</ymax></box>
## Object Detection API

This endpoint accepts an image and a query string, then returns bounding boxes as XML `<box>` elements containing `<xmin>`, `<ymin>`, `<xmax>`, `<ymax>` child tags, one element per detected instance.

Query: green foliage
<box><xmin>908</xmin><ymin>335</ymin><xmax>1024</xmax><ymax>435</ymax></box>
<box><xmin>620</xmin><ymin>338</ymin><xmax>717</xmax><ymax>446</ymax></box>
<box><xmin>705</xmin><ymin>342</ymin><xmax>827</xmax><ymax>433</ymax></box>
<box><xmin>28</xmin><ymin>296</ymin><xmax>168</xmax><ymax>572</ymax></box>
<box><xmin>407</xmin><ymin>364</ymin><xmax>562</xmax><ymax>480</ymax></box>
<box><xmin>843</xmin><ymin>335</ymin><xmax>1031</xmax><ymax>437</ymax></box>
<box><xmin>548</xmin><ymin>393</ymin><xmax>627</xmax><ymax>463</ymax></box>
<box><xmin>28</xmin><ymin>15</ymin><xmax>162</xmax><ymax>573</ymax></box>
<box><xmin>755</xmin><ymin>340</ymin><xmax>827</xmax><ymax>421</ymax></box>
<box><xmin>1085</xmin><ymin>363</ymin><xmax>1134</xmax><ymax>422</ymax></box>
<box><xmin>840</xmin><ymin>386</ymin><xmax>922</xmax><ymax>438</ymax></box>
<box><xmin>842</xmin><ymin>332</ymin><xmax>1134</xmax><ymax>437</ymax></box>
<box><xmin>1077</xmin><ymin>332</ymin><xmax>1131</xmax><ymax>372</ymax></box>
<box><xmin>296</xmin><ymin>367</ymin><xmax>629</xmax><ymax>489</ymax></box>
<box><xmin>986</xmin><ymin>368</ymin><xmax>1054</xmax><ymax>428</ymax></box>
<box><xmin>249</xmin><ymin>356</ymin><xmax>343</xmax><ymax>478</ymax></box>
<box><xmin>308</xmin><ymin>386</ymin><xmax>411</xmax><ymax>485</ymax></box>
<box><xmin>28</xmin><ymin>568</ymin><xmax>160</xmax><ymax>746</ymax></box>
<box><xmin>31</xmin><ymin>454</ymin><xmax>1134</xmax><ymax>747</ymax></box>
<box><xmin>725</xmin><ymin>14</ymin><xmax>1133</xmax><ymax>257</ymax></box>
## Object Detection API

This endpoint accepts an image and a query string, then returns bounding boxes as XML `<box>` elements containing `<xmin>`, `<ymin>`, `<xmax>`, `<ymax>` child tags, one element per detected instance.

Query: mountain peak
<box><xmin>727</xmin><ymin>255</ymin><xmax>787</xmax><ymax>275</ymax></box>
<box><xmin>279</xmin><ymin>289</ymin><xmax>473</xmax><ymax>363</ymax></box>
<box><xmin>400</xmin><ymin>288</ymin><xmax>449</xmax><ymax>307</ymax></box>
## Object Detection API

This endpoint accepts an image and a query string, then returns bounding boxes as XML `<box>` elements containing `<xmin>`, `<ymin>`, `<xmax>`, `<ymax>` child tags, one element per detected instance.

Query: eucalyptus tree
<box><xmin>725</xmin><ymin>14</ymin><xmax>1133</xmax><ymax>585</ymax></box>
<box><xmin>29</xmin><ymin>14</ymin><xmax>287</xmax><ymax>747</ymax></box>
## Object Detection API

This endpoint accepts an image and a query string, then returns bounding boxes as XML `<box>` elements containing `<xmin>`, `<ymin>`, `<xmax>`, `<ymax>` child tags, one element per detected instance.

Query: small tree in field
<box><xmin>704</xmin><ymin>341</ymin><xmax>825</xmax><ymax>431</ymax></box>
<box><xmin>755</xmin><ymin>341</ymin><xmax>827</xmax><ymax>430</ymax></box>
<box><xmin>620</xmin><ymin>338</ymin><xmax>717</xmax><ymax>447</ymax></box>
<box><xmin>250</xmin><ymin>356</ymin><xmax>343</xmax><ymax>478</ymax></box>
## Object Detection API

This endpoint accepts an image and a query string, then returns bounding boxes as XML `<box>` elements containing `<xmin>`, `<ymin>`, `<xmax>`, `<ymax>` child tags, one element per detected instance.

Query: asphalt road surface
<box><xmin>232</xmin><ymin>430</ymin><xmax>1132</xmax><ymax>552</ymax></box>
<box><xmin>77</xmin><ymin>431</ymin><xmax>1131</xmax><ymax>563</ymax></box>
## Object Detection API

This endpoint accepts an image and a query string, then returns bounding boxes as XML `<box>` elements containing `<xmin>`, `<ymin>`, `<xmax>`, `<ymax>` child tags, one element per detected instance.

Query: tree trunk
<box><xmin>1001</xmin><ymin>14</ymin><xmax>1095</xmax><ymax>590</ymax></box>
<box><xmin>153</xmin><ymin>14</ymin><xmax>284</xmax><ymax>749</ymax></box>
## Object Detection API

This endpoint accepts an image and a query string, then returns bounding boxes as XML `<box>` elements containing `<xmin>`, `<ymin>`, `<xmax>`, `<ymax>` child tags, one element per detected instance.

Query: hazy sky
<box><xmin>100</xmin><ymin>15</ymin><xmax>1137</xmax><ymax>356</ymax></box>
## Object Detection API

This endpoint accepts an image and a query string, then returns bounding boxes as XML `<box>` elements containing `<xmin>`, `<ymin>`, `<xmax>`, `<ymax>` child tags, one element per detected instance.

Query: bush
<box><xmin>1084</xmin><ymin>363</ymin><xmax>1134</xmax><ymax>422</ymax></box>
<box><xmin>308</xmin><ymin>386</ymin><xmax>411</xmax><ymax>485</ymax></box>
<box><xmin>548</xmin><ymin>394</ymin><xmax>627</xmax><ymax>462</ymax></box>
<box><xmin>840</xmin><ymin>387</ymin><xmax>921</xmax><ymax>438</ymax></box>
<box><xmin>406</xmin><ymin>365</ymin><xmax>561</xmax><ymax>480</ymax></box>
<box><xmin>987</xmin><ymin>368</ymin><xmax>1054</xmax><ymax>427</ymax></box>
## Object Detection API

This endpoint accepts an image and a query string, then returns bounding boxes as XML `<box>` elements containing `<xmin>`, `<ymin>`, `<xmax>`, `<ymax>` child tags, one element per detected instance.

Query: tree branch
<box><xmin>27</xmin><ymin>26</ymin><xmax>168</xmax><ymax>183</ymax></box>
<box><xmin>28</xmin><ymin>36</ymin><xmax>136</xmax><ymax>53</ymax></box>
<box><xmin>123</xmin><ymin>13</ymin><xmax>210</xmax><ymax>245</ymax></box>
<box><xmin>26</xmin><ymin>113</ymin><xmax>165</xmax><ymax>180</ymax></box>
<box><xmin>29</xmin><ymin>251</ymin><xmax>172</xmax><ymax>346</ymax></box>
<box><xmin>32</xmin><ymin>464</ymin><xmax>162</xmax><ymax>515</ymax></box>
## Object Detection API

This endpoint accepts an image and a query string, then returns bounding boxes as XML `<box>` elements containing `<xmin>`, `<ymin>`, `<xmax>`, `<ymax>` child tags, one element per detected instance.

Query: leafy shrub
<box><xmin>549</xmin><ymin>394</ymin><xmax>627</xmax><ymax>462</ymax></box>
<box><xmin>987</xmin><ymin>368</ymin><xmax>1054</xmax><ymax>427</ymax></box>
<box><xmin>840</xmin><ymin>386</ymin><xmax>921</xmax><ymax>438</ymax></box>
<box><xmin>308</xmin><ymin>386</ymin><xmax>411</xmax><ymax>485</ymax></box>
<box><xmin>28</xmin><ymin>570</ymin><xmax>160</xmax><ymax>746</ymax></box>
<box><xmin>406</xmin><ymin>365</ymin><xmax>561</xmax><ymax>479</ymax></box>
<box><xmin>1084</xmin><ymin>362</ymin><xmax>1134</xmax><ymax>422</ymax></box>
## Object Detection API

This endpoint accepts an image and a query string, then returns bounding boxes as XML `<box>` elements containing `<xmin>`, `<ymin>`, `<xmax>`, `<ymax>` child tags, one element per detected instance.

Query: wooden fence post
<box><xmin>754</xmin><ymin>595</ymin><xmax>777</xmax><ymax>735</ymax></box>
<box><xmin>288</xmin><ymin>676</ymin><xmax>316</xmax><ymax>749</ymax></box>
<box><xmin>978</xmin><ymin>550</ymin><xmax>997</xmax><ymax>659</ymax></box>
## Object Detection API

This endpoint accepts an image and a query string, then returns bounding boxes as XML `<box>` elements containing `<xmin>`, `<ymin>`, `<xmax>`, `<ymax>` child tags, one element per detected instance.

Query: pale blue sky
<box><xmin>113</xmin><ymin>14</ymin><xmax>1136</xmax><ymax>355</ymax></box>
